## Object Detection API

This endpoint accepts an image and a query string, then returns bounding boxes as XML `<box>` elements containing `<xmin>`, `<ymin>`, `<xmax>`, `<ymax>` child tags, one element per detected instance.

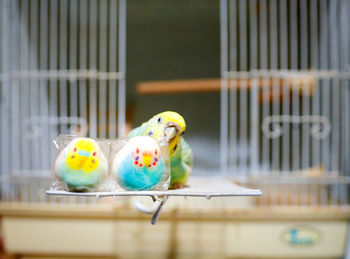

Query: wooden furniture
<box><xmin>1</xmin><ymin>201</ymin><xmax>349</xmax><ymax>259</ymax></box>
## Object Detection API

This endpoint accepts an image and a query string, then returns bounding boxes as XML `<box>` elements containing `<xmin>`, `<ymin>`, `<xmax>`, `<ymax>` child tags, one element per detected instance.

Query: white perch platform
<box><xmin>46</xmin><ymin>176</ymin><xmax>262</xmax><ymax>198</ymax></box>
<box><xmin>46</xmin><ymin>176</ymin><xmax>262</xmax><ymax>224</ymax></box>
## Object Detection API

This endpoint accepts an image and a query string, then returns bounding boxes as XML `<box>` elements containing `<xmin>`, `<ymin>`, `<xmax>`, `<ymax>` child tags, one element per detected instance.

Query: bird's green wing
<box><xmin>181</xmin><ymin>138</ymin><xmax>193</xmax><ymax>168</ymax></box>
<box><xmin>127</xmin><ymin>125</ymin><xmax>142</xmax><ymax>138</ymax></box>
<box><xmin>169</xmin><ymin>138</ymin><xmax>193</xmax><ymax>186</ymax></box>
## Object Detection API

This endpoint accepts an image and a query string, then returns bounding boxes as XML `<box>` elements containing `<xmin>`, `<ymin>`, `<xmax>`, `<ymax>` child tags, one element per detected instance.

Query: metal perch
<box><xmin>46</xmin><ymin>176</ymin><xmax>262</xmax><ymax>224</ymax></box>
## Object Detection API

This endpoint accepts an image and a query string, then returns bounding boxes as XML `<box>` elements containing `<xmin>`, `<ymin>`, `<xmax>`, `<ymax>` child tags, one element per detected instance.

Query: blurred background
<box><xmin>1</xmin><ymin>0</ymin><xmax>350</xmax><ymax>258</ymax></box>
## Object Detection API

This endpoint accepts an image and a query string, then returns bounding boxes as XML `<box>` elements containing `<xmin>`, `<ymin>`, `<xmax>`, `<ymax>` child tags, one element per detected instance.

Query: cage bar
<box><xmin>0</xmin><ymin>0</ymin><xmax>126</xmax><ymax>180</ymax></box>
<box><xmin>221</xmin><ymin>0</ymin><xmax>350</xmax><ymax>207</ymax></box>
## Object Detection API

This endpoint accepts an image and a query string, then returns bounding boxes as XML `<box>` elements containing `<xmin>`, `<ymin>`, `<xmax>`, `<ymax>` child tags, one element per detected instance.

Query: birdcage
<box><xmin>1</xmin><ymin>0</ymin><xmax>350</xmax><ymax>258</ymax></box>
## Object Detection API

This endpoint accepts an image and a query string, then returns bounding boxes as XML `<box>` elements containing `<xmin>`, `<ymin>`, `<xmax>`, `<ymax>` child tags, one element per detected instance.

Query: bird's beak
<box><xmin>142</xmin><ymin>154</ymin><xmax>152</xmax><ymax>167</ymax></box>
<box><xmin>164</xmin><ymin>122</ymin><xmax>180</xmax><ymax>142</ymax></box>
<box><xmin>77</xmin><ymin>150</ymin><xmax>90</xmax><ymax>167</ymax></box>
<box><xmin>164</xmin><ymin>127</ymin><xmax>177</xmax><ymax>142</ymax></box>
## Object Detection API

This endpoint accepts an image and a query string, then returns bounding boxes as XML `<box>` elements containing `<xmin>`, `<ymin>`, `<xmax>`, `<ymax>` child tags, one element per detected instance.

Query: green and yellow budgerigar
<box><xmin>127</xmin><ymin>111</ymin><xmax>193</xmax><ymax>189</ymax></box>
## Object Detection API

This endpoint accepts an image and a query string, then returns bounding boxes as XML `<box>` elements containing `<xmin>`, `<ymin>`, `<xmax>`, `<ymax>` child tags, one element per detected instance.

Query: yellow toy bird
<box><xmin>54</xmin><ymin>138</ymin><xmax>108</xmax><ymax>191</ymax></box>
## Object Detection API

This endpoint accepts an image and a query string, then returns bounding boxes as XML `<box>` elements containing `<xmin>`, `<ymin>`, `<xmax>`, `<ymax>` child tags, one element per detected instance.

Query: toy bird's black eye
<box><xmin>173</xmin><ymin>144</ymin><xmax>177</xmax><ymax>151</ymax></box>
<box><xmin>157</xmin><ymin>117</ymin><xmax>162</xmax><ymax>124</ymax></box>
<box><xmin>180</xmin><ymin>131</ymin><xmax>185</xmax><ymax>136</ymax></box>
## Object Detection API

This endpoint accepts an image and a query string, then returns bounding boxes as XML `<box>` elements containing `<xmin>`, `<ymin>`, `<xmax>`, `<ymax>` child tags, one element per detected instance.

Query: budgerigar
<box><xmin>54</xmin><ymin>138</ymin><xmax>108</xmax><ymax>191</ymax></box>
<box><xmin>128</xmin><ymin>111</ymin><xmax>193</xmax><ymax>189</ymax></box>
<box><xmin>112</xmin><ymin>136</ymin><xmax>168</xmax><ymax>191</ymax></box>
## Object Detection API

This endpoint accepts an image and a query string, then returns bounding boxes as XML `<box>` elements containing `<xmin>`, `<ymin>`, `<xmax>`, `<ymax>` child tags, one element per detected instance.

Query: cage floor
<box><xmin>45</xmin><ymin>176</ymin><xmax>262</xmax><ymax>198</ymax></box>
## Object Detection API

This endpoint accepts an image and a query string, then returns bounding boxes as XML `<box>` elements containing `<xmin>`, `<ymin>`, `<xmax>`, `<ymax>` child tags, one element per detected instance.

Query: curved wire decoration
<box><xmin>23</xmin><ymin>116</ymin><xmax>88</xmax><ymax>140</ymax></box>
<box><xmin>262</xmin><ymin>115</ymin><xmax>331</xmax><ymax>139</ymax></box>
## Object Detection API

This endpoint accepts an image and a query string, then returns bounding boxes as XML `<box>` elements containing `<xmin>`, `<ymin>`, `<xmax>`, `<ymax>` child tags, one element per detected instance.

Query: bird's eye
<box><xmin>92</xmin><ymin>152</ymin><xmax>96</xmax><ymax>156</ymax></box>
<box><xmin>180</xmin><ymin>131</ymin><xmax>185</xmax><ymax>136</ymax></box>
<box><xmin>74</xmin><ymin>147</ymin><xmax>77</xmax><ymax>152</ymax></box>
<box><xmin>173</xmin><ymin>144</ymin><xmax>177</xmax><ymax>151</ymax></box>
<box><xmin>157</xmin><ymin>117</ymin><xmax>162</xmax><ymax>124</ymax></box>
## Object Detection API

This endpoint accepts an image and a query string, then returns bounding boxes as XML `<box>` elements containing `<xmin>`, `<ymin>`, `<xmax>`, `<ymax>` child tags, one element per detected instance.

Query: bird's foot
<box><xmin>169</xmin><ymin>183</ymin><xmax>186</xmax><ymax>190</ymax></box>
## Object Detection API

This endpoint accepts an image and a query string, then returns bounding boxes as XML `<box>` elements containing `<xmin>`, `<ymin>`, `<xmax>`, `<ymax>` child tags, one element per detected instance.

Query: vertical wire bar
<box><xmin>7</xmin><ymin>1</ymin><xmax>17</xmax><ymax>201</ymax></box>
<box><xmin>259</xmin><ymin>0</ymin><xmax>269</xmax><ymax>206</ymax></box>
<box><xmin>6</xmin><ymin>0</ymin><xmax>12</xmax><ymax>179</ymax></box>
<box><xmin>290</xmin><ymin>0</ymin><xmax>299</xmax><ymax>175</ymax></box>
<box><xmin>292</xmin><ymin>74</ymin><xmax>300</xmax><ymax>202</ymax></box>
<box><xmin>329</xmin><ymin>0</ymin><xmax>340</xmax><ymax>205</ymax></box>
<box><xmin>79</xmin><ymin>0</ymin><xmax>88</xmax><ymax>137</ymax></box>
<box><xmin>30</xmin><ymin>0</ymin><xmax>41</xmax><ymax>170</ymax></box>
<box><xmin>300</xmin><ymin>0</ymin><xmax>309</xmax><ymax>206</ymax></box>
<box><xmin>269</xmin><ymin>0</ymin><xmax>279</xmax><ymax>205</ymax></box>
<box><xmin>279</xmin><ymin>0</ymin><xmax>289</xmax><ymax>205</ymax></box>
<box><xmin>310</xmin><ymin>0</ymin><xmax>320</xmax><ymax>206</ymax></box>
<box><xmin>280</xmin><ymin>0</ymin><xmax>289</xmax><ymax>171</ymax></box>
<box><xmin>89</xmin><ymin>0</ymin><xmax>98</xmax><ymax>138</ymax></box>
<box><xmin>344</xmin><ymin>83</ymin><xmax>350</xmax><ymax>205</ymax></box>
<box><xmin>20</xmin><ymin>0</ymin><xmax>30</xmax><ymax>170</ymax></box>
<box><xmin>249</xmin><ymin>0</ymin><xmax>259</xmax><ymax>173</ymax></box>
<box><xmin>270</xmin><ymin>0</ymin><xmax>279</xmax><ymax>172</ymax></box>
<box><xmin>320</xmin><ymin>0</ymin><xmax>329</xmax><ymax>206</ymax></box>
<box><xmin>259</xmin><ymin>0</ymin><xmax>269</xmax><ymax>173</ymax></box>
<box><xmin>330</xmin><ymin>0</ymin><xmax>339</xmax><ymax>173</ymax></box>
<box><xmin>108</xmin><ymin>0</ymin><xmax>118</xmax><ymax>139</ymax></box>
<box><xmin>290</xmin><ymin>0</ymin><xmax>300</xmax><ymax>205</ymax></box>
<box><xmin>69</xmin><ymin>0</ymin><xmax>79</xmax><ymax>131</ymax></box>
<box><xmin>340</xmin><ymin>0</ymin><xmax>349</xmax><ymax>206</ymax></box>
<box><xmin>238</xmin><ymin>0</ymin><xmax>248</xmax><ymax>176</ymax></box>
<box><xmin>49</xmin><ymin>0</ymin><xmax>59</xmax><ymax>195</ymax></box>
<box><xmin>0</xmin><ymin>0</ymin><xmax>4</xmax><ymax>178</ymax></box>
<box><xmin>118</xmin><ymin>0</ymin><xmax>126</xmax><ymax>138</ymax></box>
<box><xmin>10</xmin><ymin>0</ymin><xmax>21</xmax><ymax>174</ymax></box>
<box><xmin>220</xmin><ymin>0</ymin><xmax>229</xmax><ymax>176</ymax></box>
<box><xmin>1</xmin><ymin>0</ymin><xmax>10</xmax><ymax>176</ymax></box>
<box><xmin>300</xmin><ymin>0</ymin><xmax>310</xmax><ymax>170</ymax></box>
<box><xmin>228</xmin><ymin>0</ymin><xmax>237</xmax><ymax>177</ymax></box>
<box><xmin>99</xmin><ymin>0</ymin><xmax>108</xmax><ymax>138</ymax></box>
<box><xmin>39</xmin><ymin>0</ymin><xmax>50</xmax><ymax>170</ymax></box>
<box><xmin>59</xmin><ymin>0</ymin><xmax>68</xmax><ymax>134</ymax></box>
<box><xmin>68</xmin><ymin>0</ymin><xmax>79</xmax><ymax>205</ymax></box>
<box><xmin>0</xmin><ymin>0</ymin><xmax>2</xmax><ymax>177</ymax></box>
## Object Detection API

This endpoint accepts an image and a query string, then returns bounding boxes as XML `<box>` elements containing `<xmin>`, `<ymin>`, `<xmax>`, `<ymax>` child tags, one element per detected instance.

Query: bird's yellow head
<box><xmin>66</xmin><ymin>138</ymin><xmax>99</xmax><ymax>173</ymax></box>
<box><xmin>145</xmin><ymin>111</ymin><xmax>186</xmax><ymax>157</ymax></box>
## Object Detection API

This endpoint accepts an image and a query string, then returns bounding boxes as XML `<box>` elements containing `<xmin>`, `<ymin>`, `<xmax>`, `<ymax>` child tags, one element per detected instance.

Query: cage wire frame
<box><xmin>0</xmin><ymin>0</ymin><xmax>126</xmax><ymax>194</ymax></box>
<box><xmin>0</xmin><ymin>0</ymin><xmax>262</xmax><ymax>224</ymax></box>
<box><xmin>220</xmin><ymin>0</ymin><xmax>350</xmax><ymax>207</ymax></box>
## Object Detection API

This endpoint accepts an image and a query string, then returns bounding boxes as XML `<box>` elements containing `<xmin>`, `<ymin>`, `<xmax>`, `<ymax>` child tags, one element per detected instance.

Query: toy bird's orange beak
<box><xmin>142</xmin><ymin>153</ymin><xmax>152</xmax><ymax>167</ymax></box>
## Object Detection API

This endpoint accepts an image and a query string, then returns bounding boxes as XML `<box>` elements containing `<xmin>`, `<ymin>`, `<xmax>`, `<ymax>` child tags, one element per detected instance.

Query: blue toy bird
<box><xmin>112</xmin><ymin>136</ymin><xmax>168</xmax><ymax>191</ymax></box>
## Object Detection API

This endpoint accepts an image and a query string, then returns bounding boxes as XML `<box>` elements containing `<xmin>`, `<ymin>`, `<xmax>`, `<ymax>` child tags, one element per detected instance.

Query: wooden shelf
<box><xmin>137</xmin><ymin>77</ymin><xmax>315</xmax><ymax>96</ymax></box>
<box><xmin>137</xmin><ymin>78</ymin><xmax>221</xmax><ymax>94</ymax></box>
